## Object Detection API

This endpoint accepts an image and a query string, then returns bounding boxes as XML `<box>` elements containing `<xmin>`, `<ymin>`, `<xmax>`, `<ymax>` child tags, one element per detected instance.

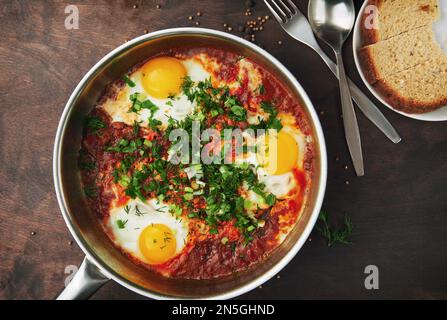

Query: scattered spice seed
<box><xmin>344</xmin><ymin>165</ymin><xmax>349</xmax><ymax>170</ymax></box>
<box><xmin>223</xmin><ymin>23</ymin><xmax>228</xmax><ymax>27</ymax></box>
<box><xmin>320</xmin><ymin>110</ymin><xmax>324</xmax><ymax>115</ymax></box>
<box><xmin>197</xmin><ymin>11</ymin><xmax>202</xmax><ymax>16</ymax></box>
<box><xmin>69</xmin><ymin>241</ymin><xmax>73</xmax><ymax>246</ymax></box>
<box><xmin>133</xmin><ymin>4</ymin><xmax>138</xmax><ymax>9</ymax></box>
<box><xmin>156</xmin><ymin>4</ymin><xmax>161</xmax><ymax>9</ymax></box>
<box><xmin>345</xmin><ymin>180</ymin><xmax>350</xmax><ymax>185</ymax></box>
<box><xmin>335</xmin><ymin>156</ymin><xmax>340</xmax><ymax>161</ymax></box>
<box><xmin>143</xmin><ymin>29</ymin><xmax>148</xmax><ymax>34</ymax></box>
<box><xmin>195</xmin><ymin>21</ymin><xmax>200</xmax><ymax>26</ymax></box>
<box><xmin>227</xmin><ymin>27</ymin><xmax>233</xmax><ymax>31</ymax></box>
<box><xmin>188</xmin><ymin>15</ymin><xmax>193</xmax><ymax>20</ymax></box>
<box><xmin>31</xmin><ymin>231</ymin><xmax>36</xmax><ymax>236</ymax></box>
<box><xmin>278</xmin><ymin>40</ymin><xmax>283</xmax><ymax>45</ymax></box>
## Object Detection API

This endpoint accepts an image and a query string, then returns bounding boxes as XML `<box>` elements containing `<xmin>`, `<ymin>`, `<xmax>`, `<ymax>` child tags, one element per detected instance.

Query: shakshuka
<box><xmin>79</xmin><ymin>47</ymin><xmax>315</xmax><ymax>279</ymax></box>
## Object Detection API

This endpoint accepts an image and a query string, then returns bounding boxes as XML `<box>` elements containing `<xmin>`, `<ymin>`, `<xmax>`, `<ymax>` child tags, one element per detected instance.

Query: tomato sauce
<box><xmin>80</xmin><ymin>47</ymin><xmax>315</xmax><ymax>279</ymax></box>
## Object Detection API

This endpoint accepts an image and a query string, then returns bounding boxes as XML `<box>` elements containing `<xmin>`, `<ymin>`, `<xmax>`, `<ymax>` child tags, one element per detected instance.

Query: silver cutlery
<box><xmin>308</xmin><ymin>0</ymin><xmax>363</xmax><ymax>176</ymax></box>
<box><xmin>264</xmin><ymin>0</ymin><xmax>402</xmax><ymax>146</ymax></box>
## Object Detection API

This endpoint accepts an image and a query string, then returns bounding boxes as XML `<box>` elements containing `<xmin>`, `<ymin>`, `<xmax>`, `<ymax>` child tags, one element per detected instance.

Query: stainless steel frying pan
<box><xmin>53</xmin><ymin>28</ymin><xmax>327</xmax><ymax>299</ymax></box>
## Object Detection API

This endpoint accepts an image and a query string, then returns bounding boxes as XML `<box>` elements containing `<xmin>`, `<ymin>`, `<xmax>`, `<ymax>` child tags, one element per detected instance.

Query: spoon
<box><xmin>308</xmin><ymin>0</ymin><xmax>364</xmax><ymax>176</ymax></box>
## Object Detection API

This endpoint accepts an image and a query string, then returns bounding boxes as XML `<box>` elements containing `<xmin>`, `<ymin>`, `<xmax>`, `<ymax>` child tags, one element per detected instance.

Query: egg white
<box><xmin>108</xmin><ymin>198</ymin><xmax>189</xmax><ymax>263</ymax></box>
<box><xmin>234</xmin><ymin>122</ymin><xmax>307</xmax><ymax>206</ymax></box>
<box><xmin>100</xmin><ymin>58</ymin><xmax>211</xmax><ymax>128</ymax></box>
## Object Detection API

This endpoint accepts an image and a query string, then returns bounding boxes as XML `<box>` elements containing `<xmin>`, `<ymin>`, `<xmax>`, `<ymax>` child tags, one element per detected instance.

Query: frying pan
<box><xmin>53</xmin><ymin>28</ymin><xmax>327</xmax><ymax>299</ymax></box>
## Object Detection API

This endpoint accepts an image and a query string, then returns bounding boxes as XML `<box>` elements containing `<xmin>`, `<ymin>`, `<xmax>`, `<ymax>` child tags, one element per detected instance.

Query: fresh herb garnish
<box><xmin>90</xmin><ymin>77</ymin><xmax>285</xmax><ymax>243</ymax></box>
<box><xmin>116</xmin><ymin>219</ymin><xmax>128</xmax><ymax>229</ymax></box>
<box><xmin>86</xmin><ymin>116</ymin><xmax>106</xmax><ymax>134</ymax></box>
<box><xmin>135</xmin><ymin>205</ymin><xmax>146</xmax><ymax>216</ymax></box>
<box><xmin>316</xmin><ymin>211</ymin><xmax>353</xmax><ymax>247</ymax></box>
<box><xmin>249</xmin><ymin>101</ymin><xmax>283</xmax><ymax>131</ymax></box>
<box><xmin>122</xmin><ymin>75</ymin><xmax>136</xmax><ymax>88</ymax></box>
<box><xmin>83</xmin><ymin>185</ymin><xmax>96</xmax><ymax>198</ymax></box>
<box><xmin>79</xmin><ymin>160</ymin><xmax>95</xmax><ymax>170</ymax></box>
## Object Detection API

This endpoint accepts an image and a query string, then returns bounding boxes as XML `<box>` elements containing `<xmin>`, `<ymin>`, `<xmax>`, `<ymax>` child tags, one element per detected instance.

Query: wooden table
<box><xmin>1</xmin><ymin>0</ymin><xmax>446</xmax><ymax>300</ymax></box>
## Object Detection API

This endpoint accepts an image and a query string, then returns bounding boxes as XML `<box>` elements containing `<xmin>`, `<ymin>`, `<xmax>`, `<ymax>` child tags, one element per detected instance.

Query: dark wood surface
<box><xmin>1</xmin><ymin>0</ymin><xmax>446</xmax><ymax>300</ymax></box>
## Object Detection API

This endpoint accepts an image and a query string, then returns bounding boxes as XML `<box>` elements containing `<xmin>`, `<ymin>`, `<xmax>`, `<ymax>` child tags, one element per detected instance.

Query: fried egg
<box><xmin>101</xmin><ymin>57</ymin><xmax>211</xmax><ymax>128</ymax></box>
<box><xmin>236</xmin><ymin>114</ymin><xmax>307</xmax><ymax>208</ymax></box>
<box><xmin>108</xmin><ymin>199</ymin><xmax>189</xmax><ymax>265</ymax></box>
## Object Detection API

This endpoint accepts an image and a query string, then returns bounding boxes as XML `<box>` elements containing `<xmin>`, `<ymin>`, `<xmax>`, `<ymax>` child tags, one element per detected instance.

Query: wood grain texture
<box><xmin>0</xmin><ymin>0</ymin><xmax>446</xmax><ymax>300</ymax></box>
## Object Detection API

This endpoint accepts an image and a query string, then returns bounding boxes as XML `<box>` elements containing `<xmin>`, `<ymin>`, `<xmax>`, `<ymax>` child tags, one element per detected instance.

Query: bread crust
<box><xmin>358</xmin><ymin>46</ymin><xmax>380</xmax><ymax>84</ymax></box>
<box><xmin>358</xmin><ymin>0</ymin><xmax>445</xmax><ymax>114</ymax></box>
<box><xmin>360</xmin><ymin>0</ymin><xmax>382</xmax><ymax>46</ymax></box>
<box><xmin>373</xmin><ymin>80</ymin><xmax>447</xmax><ymax>113</ymax></box>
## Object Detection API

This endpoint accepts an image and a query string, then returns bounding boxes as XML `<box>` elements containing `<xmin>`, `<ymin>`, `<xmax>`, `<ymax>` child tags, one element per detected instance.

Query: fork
<box><xmin>264</xmin><ymin>0</ymin><xmax>401</xmax><ymax>144</ymax></box>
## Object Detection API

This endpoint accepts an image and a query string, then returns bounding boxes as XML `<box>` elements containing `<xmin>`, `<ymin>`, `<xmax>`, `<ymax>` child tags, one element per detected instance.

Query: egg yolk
<box><xmin>141</xmin><ymin>57</ymin><xmax>187</xmax><ymax>99</ymax></box>
<box><xmin>257</xmin><ymin>130</ymin><xmax>298</xmax><ymax>175</ymax></box>
<box><xmin>138</xmin><ymin>224</ymin><xmax>177</xmax><ymax>264</ymax></box>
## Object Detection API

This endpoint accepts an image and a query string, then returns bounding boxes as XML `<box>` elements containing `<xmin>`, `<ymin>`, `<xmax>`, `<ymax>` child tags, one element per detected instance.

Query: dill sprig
<box><xmin>316</xmin><ymin>211</ymin><xmax>353</xmax><ymax>247</ymax></box>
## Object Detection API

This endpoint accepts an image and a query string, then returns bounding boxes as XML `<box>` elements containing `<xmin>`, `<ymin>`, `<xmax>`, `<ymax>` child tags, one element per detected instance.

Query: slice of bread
<box><xmin>374</xmin><ymin>60</ymin><xmax>447</xmax><ymax>113</ymax></box>
<box><xmin>359</xmin><ymin>26</ymin><xmax>447</xmax><ymax>83</ymax></box>
<box><xmin>358</xmin><ymin>0</ymin><xmax>447</xmax><ymax>113</ymax></box>
<box><xmin>361</xmin><ymin>0</ymin><xmax>440</xmax><ymax>45</ymax></box>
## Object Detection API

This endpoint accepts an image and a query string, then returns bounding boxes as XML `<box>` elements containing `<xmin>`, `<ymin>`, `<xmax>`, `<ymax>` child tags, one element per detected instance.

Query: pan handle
<box><xmin>57</xmin><ymin>257</ymin><xmax>110</xmax><ymax>300</ymax></box>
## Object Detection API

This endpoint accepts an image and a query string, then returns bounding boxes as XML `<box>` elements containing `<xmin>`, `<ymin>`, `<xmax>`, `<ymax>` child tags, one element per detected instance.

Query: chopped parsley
<box><xmin>83</xmin><ymin>185</ymin><xmax>96</xmax><ymax>198</ymax></box>
<box><xmin>116</xmin><ymin>219</ymin><xmax>128</xmax><ymax>229</ymax></box>
<box><xmin>122</xmin><ymin>75</ymin><xmax>136</xmax><ymax>88</ymax></box>
<box><xmin>85</xmin><ymin>116</ymin><xmax>106</xmax><ymax>134</ymax></box>
<box><xmin>84</xmin><ymin>76</ymin><xmax>287</xmax><ymax>242</ymax></box>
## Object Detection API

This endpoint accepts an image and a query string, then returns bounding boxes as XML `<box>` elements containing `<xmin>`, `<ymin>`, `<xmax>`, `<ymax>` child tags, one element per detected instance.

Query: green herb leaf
<box><xmin>116</xmin><ymin>219</ymin><xmax>128</xmax><ymax>229</ymax></box>
<box><xmin>122</xmin><ymin>75</ymin><xmax>136</xmax><ymax>88</ymax></box>
<box><xmin>86</xmin><ymin>116</ymin><xmax>106</xmax><ymax>134</ymax></box>
<box><xmin>316</xmin><ymin>211</ymin><xmax>353</xmax><ymax>247</ymax></box>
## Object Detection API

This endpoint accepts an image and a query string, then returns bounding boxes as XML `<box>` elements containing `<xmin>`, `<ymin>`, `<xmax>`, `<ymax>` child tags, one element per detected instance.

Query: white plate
<box><xmin>352</xmin><ymin>0</ymin><xmax>447</xmax><ymax>121</ymax></box>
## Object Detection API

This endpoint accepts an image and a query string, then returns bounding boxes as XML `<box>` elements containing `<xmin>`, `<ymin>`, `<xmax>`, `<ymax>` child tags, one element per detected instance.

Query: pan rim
<box><xmin>53</xmin><ymin>27</ymin><xmax>327</xmax><ymax>300</ymax></box>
